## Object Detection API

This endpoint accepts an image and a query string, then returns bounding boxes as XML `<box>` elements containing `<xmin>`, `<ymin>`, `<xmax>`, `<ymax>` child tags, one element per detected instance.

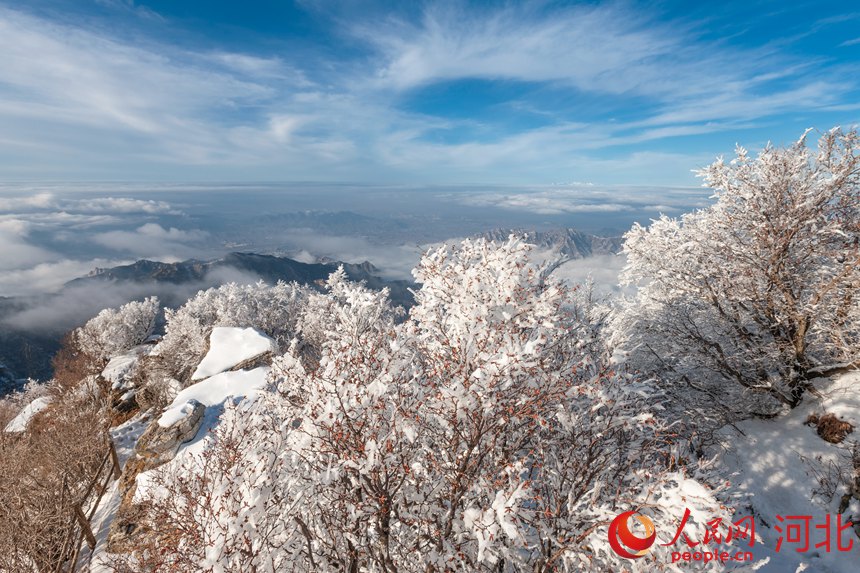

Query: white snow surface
<box><xmin>86</xmin><ymin>413</ymin><xmax>151</xmax><ymax>572</ymax></box>
<box><xmin>139</xmin><ymin>367</ymin><xmax>270</xmax><ymax>503</ymax></box>
<box><xmin>4</xmin><ymin>396</ymin><xmax>52</xmax><ymax>432</ymax></box>
<box><xmin>713</xmin><ymin>371</ymin><xmax>860</xmax><ymax>573</ymax></box>
<box><xmin>102</xmin><ymin>345</ymin><xmax>151</xmax><ymax>390</ymax></box>
<box><xmin>191</xmin><ymin>327</ymin><xmax>274</xmax><ymax>381</ymax></box>
<box><xmin>158</xmin><ymin>366</ymin><xmax>270</xmax><ymax>428</ymax></box>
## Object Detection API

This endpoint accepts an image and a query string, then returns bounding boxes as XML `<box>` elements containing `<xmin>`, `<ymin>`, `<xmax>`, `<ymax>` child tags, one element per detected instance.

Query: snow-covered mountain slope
<box><xmin>87</xmin><ymin>327</ymin><xmax>275</xmax><ymax>571</ymax></box>
<box><xmin>714</xmin><ymin>372</ymin><xmax>860</xmax><ymax>573</ymax></box>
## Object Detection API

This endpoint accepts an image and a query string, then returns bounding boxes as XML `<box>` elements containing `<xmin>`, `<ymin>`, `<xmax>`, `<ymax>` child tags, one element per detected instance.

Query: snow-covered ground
<box><xmin>83</xmin><ymin>413</ymin><xmax>150</xmax><ymax>572</ymax></box>
<box><xmin>4</xmin><ymin>395</ymin><xmax>52</xmax><ymax>432</ymax></box>
<box><xmin>158</xmin><ymin>366</ymin><xmax>270</xmax><ymax>427</ymax></box>
<box><xmin>716</xmin><ymin>372</ymin><xmax>859</xmax><ymax>572</ymax></box>
<box><xmin>102</xmin><ymin>345</ymin><xmax>152</xmax><ymax>390</ymax></box>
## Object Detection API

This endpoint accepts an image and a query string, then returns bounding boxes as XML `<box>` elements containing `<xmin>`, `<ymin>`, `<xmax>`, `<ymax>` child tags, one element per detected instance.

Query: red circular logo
<box><xmin>608</xmin><ymin>511</ymin><xmax>656</xmax><ymax>559</ymax></box>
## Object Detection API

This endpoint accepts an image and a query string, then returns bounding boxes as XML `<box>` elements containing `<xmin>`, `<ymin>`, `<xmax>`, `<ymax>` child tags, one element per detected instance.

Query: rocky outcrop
<box><xmin>135</xmin><ymin>399</ymin><xmax>205</xmax><ymax>465</ymax></box>
<box><xmin>106</xmin><ymin>400</ymin><xmax>205</xmax><ymax>552</ymax></box>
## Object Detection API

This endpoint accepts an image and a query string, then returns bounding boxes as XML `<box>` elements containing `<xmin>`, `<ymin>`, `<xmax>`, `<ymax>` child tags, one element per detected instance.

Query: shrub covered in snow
<box><xmin>77</xmin><ymin>297</ymin><xmax>160</xmax><ymax>363</ymax></box>
<box><xmin>124</xmin><ymin>237</ymin><xmax>727</xmax><ymax>572</ymax></box>
<box><xmin>154</xmin><ymin>281</ymin><xmax>309</xmax><ymax>382</ymax></box>
<box><xmin>611</xmin><ymin>128</ymin><xmax>860</xmax><ymax>419</ymax></box>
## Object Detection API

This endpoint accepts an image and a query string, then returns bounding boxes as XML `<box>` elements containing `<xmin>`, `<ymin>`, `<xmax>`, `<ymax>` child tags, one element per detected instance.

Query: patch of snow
<box><xmin>713</xmin><ymin>372</ymin><xmax>860</xmax><ymax>573</ymax></box>
<box><xmin>80</xmin><ymin>413</ymin><xmax>150</xmax><ymax>572</ymax></box>
<box><xmin>819</xmin><ymin>372</ymin><xmax>860</xmax><ymax>429</ymax></box>
<box><xmin>4</xmin><ymin>396</ymin><xmax>52</xmax><ymax>432</ymax></box>
<box><xmin>102</xmin><ymin>345</ymin><xmax>151</xmax><ymax>390</ymax></box>
<box><xmin>158</xmin><ymin>367</ymin><xmax>270</xmax><ymax>428</ymax></box>
<box><xmin>191</xmin><ymin>327</ymin><xmax>274</xmax><ymax>381</ymax></box>
<box><xmin>138</xmin><ymin>368</ymin><xmax>269</xmax><ymax>503</ymax></box>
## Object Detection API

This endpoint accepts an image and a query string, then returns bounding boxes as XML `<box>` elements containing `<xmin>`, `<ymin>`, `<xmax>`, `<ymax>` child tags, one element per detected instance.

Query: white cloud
<box><xmin>0</xmin><ymin>193</ymin><xmax>56</xmax><ymax>211</ymax></box>
<box><xmin>0</xmin><ymin>5</ymin><xmax>287</xmax><ymax>167</ymax></box>
<box><xmin>0</xmin><ymin>192</ymin><xmax>180</xmax><ymax>216</ymax></box>
<box><xmin>460</xmin><ymin>192</ymin><xmax>632</xmax><ymax>215</ymax></box>
<box><xmin>268</xmin><ymin>115</ymin><xmax>306</xmax><ymax>143</ymax></box>
<box><xmin>91</xmin><ymin>223</ymin><xmax>209</xmax><ymax>258</ymax></box>
<box><xmin>446</xmin><ymin>183</ymin><xmax>712</xmax><ymax>216</ymax></box>
<box><xmin>0</xmin><ymin>219</ymin><xmax>58</xmax><ymax>270</ymax></box>
<box><xmin>0</xmin><ymin>219</ymin><xmax>57</xmax><ymax>272</ymax></box>
<box><xmin>363</xmin><ymin>4</ymin><xmax>682</xmax><ymax>94</ymax></box>
<box><xmin>0</xmin><ymin>3</ymin><xmax>854</xmax><ymax>184</ymax></box>
<box><xmin>71</xmin><ymin>197</ymin><xmax>179</xmax><ymax>214</ymax></box>
<box><xmin>550</xmin><ymin>254</ymin><xmax>631</xmax><ymax>296</ymax></box>
<box><xmin>0</xmin><ymin>258</ymin><xmax>129</xmax><ymax>296</ymax></box>
<box><xmin>276</xmin><ymin>230</ymin><xmax>424</xmax><ymax>280</ymax></box>
<box><xmin>208</xmin><ymin>52</ymin><xmax>310</xmax><ymax>83</ymax></box>
<box><xmin>0</xmin><ymin>6</ymin><xmax>273</xmax><ymax>132</ymax></box>
<box><xmin>0</xmin><ymin>212</ymin><xmax>122</xmax><ymax>229</ymax></box>
<box><xmin>359</xmin><ymin>2</ymin><xmax>848</xmax><ymax>118</ymax></box>
<box><xmin>95</xmin><ymin>0</ymin><xmax>165</xmax><ymax>22</ymax></box>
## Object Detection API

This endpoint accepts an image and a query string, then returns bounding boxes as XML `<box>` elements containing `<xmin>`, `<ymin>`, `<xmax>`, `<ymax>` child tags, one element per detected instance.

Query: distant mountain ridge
<box><xmin>0</xmin><ymin>253</ymin><xmax>414</xmax><ymax>386</ymax></box>
<box><xmin>479</xmin><ymin>228</ymin><xmax>623</xmax><ymax>258</ymax></box>
<box><xmin>0</xmin><ymin>231</ymin><xmax>619</xmax><ymax>386</ymax></box>
<box><xmin>67</xmin><ymin>252</ymin><xmax>415</xmax><ymax>307</ymax></box>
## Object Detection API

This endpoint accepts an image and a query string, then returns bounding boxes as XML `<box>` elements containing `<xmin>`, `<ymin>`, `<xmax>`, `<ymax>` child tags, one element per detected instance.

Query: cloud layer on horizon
<box><xmin>0</xmin><ymin>190</ymin><xmax>204</xmax><ymax>296</ymax></box>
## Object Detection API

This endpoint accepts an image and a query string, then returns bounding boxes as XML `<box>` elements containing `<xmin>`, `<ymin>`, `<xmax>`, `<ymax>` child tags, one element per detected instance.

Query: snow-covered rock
<box><xmin>158</xmin><ymin>367</ymin><xmax>270</xmax><ymax>428</ymax></box>
<box><xmin>136</xmin><ymin>400</ymin><xmax>206</xmax><ymax>464</ymax></box>
<box><xmin>4</xmin><ymin>396</ymin><xmax>52</xmax><ymax>433</ymax></box>
<box><xmin>102</xmin><ymin>345</ymin><xmax>151</xmax><ymax>391</ymax></box>
<box><xmin>191</xmin><ymin>327</ymin><xmax>275</xmax><ymax>381</ymax></box>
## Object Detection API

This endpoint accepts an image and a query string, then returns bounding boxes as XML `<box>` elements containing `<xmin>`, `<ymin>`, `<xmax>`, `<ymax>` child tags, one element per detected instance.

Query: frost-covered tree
<box><xmin>77</xmin><ymin>296</ymin><xmax>160</xmax><ymax>362</ymax></box>
<box><xmin>154</xmin><ymin>281</ymin><xmax>309</xmax><ymax>381</ymax></box>
<box><xmin>612</xmin><ymin>128</ymin><xmax>860</xmax><ymax>415</ymax></box>
<box><xmin>292</xmin><ymin>267</ymin><xmax>403</xmax><ymax>368</ymax></box>
<box><xmin>128</xmin><ymin>238</ymin><xmax>728</xmax><ymax>572</ymax></box>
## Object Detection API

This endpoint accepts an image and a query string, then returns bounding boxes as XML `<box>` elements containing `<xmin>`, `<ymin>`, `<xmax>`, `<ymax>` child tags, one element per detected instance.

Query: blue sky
<box><xmin>1</xmin><ymin>0</ymin><xmax>859</xmax><ymax>185</ymax></box>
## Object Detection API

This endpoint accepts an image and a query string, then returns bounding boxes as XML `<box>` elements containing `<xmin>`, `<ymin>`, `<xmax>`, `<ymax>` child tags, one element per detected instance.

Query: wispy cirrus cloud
<box><xmin>361</xmin><ymin>3</ymin><xmax>699</xmax><ymax>95</ymax></box>
<box><xmin>359</xmin><ymin>3</ymin><xmax>854</xmax><ymax>132</ymax></box>
<box><xmin>0</xmin><ymin>2</ymin><xmax>858</xmax><ymax>184</ymax></box>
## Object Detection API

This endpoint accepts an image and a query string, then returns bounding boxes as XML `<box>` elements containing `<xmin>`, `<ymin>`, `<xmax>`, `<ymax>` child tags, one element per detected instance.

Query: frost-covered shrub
<box><xmin>0</xmin><ymin>376</ymin><xmax>108</xmax><ymax>572</ymax></box>
<box><xmin>611</xmin><ymin>128</ymin><xmax>860</xmax><ymax>417</ymax></box>
<box><xmin>154</xmin><ymin>281</ymin><xmax>309</xmax><ymax>382</ymax></box>
<box><xmin>77</xmin><ymin>297</ymin><xmax>160</xmax><ymax>362</ymax></box>
<box><xmin>126</xmin><ymin>237</ymin><xmax>728</xmax><ymax>572</ymax></box>
<box><xmin>292</xmin><ymin>267</ymin><xmax>403</xmax><ymax>368</ymax></box>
